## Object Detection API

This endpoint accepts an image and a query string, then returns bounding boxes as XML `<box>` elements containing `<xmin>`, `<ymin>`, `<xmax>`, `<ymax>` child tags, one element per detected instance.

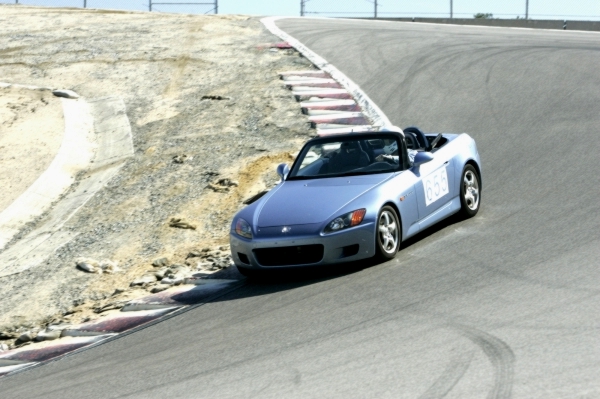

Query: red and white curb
<box><xmin>262</xmin><ymin>17</ymin><xmax>396</xmax><ymax>136</ymax></box>
<box><xmin>284</xmin><ymin>74</ymin><xmax>373</xmax><ymax>135</ymax></box>
<box><xmin>0</xmin><ymin>278</ymin><xmax>242</xmax><ymax>378</ymax></box>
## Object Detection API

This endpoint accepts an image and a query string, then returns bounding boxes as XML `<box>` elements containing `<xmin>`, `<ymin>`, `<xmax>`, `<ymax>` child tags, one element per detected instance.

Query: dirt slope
<box><xmin>0</xmin><ymin>5</ymin><xmax>313</xmax><ymax>336</ymax></box>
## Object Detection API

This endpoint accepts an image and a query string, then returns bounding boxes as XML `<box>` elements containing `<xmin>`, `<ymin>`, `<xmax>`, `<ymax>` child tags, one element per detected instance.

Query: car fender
<box><xmin>446</xmin><ymin>133</ymin><xmax>482</xmax><ymax>192</ymax></box>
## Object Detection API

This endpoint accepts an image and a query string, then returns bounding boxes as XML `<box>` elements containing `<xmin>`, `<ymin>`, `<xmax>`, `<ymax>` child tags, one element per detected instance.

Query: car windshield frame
<box><xmin>287</xmin><ymin>133</ymin><xmax>405</xmax><ymax>181</ymax></box>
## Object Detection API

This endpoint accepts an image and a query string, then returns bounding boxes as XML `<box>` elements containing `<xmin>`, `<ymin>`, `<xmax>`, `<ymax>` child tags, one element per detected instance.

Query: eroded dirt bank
<box><xmin>0</xmin><ymin>5</ymin><xmax>313</xmax><ymax>342</ymax></box>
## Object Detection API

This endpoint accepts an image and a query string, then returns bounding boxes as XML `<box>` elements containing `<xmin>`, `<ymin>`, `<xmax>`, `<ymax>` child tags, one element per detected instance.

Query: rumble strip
<box><xmin>262</xmin><ymin>16</ymin><xmax>393</xmax><ymax>136</ymax></box>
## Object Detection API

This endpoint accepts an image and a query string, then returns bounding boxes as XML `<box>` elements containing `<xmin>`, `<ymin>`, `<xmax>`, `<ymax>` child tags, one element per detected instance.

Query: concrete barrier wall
<box><xmin>355</xmin><ymin>18</ymin><xmax>600</xmax><ymax>32</ymax></box>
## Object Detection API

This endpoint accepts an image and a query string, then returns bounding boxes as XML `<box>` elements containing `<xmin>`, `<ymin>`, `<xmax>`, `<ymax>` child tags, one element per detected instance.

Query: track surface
<box><xmin>2</xmin><ymin>19</ymin><xmax>600</xmax><ymax>398</ymax></box>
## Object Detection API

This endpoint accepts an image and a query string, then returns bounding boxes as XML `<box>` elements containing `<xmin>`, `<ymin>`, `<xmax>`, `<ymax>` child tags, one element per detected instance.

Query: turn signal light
<box><xmin>351</xmin><ymin>209</ymin><xmax>366</xmax><ymax>226</ymax></box>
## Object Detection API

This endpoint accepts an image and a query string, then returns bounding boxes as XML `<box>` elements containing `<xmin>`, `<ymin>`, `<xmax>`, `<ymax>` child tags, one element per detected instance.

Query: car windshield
<box><xmin>287</xmin><ymin>136</ymin><xmax>403</xmax><ymax>180</ymax></box>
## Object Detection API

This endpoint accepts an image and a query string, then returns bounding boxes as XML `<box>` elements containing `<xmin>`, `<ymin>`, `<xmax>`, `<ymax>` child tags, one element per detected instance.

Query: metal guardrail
<box><xmin>362</xmin><ymin>17</ymin><xmax>600</xmax><ymax>31</ymax></box>
<box><xmin>2</xmin><ymin>0</ymin><xmax>218</xmax><ymax>13</ymax></box>
<box><xmin>300</xmin><ymin>0</ymin><xmax>600</xmax><ymax>21</ymax></box>
<box><xmin>149</xmin><ymin>0</ymin><xmax>216</xmax><ymax>13</ymax></box>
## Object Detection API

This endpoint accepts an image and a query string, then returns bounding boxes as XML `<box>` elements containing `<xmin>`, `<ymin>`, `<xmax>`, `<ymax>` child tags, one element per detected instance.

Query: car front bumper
<box><xmin>230</xmin><ymin>222</ymin><xmax>376</xmax><ymax>270</ymax></box>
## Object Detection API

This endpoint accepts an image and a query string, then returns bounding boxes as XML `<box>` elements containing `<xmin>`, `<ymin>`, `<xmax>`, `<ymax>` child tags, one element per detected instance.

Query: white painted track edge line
<box><xmin>261</xmin><ymin>16</ymin><xmax>392</xmax><ymax>128</ymax></box>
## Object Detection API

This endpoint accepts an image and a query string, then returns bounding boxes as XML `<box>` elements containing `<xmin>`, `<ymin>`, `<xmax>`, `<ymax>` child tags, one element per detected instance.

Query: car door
<box><xmin>414</xmin><ymin>149</ymin><xmax>455</xmax><ymax>224</ymax></box>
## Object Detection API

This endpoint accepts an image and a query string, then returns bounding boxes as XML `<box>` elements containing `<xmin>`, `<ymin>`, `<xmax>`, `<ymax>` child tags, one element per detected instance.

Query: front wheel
<box><xmin>376</xmin><ymin>206</ymin><xmax>400</xmax><ymax>261</ymax></box>
<box><xmin>459</xmin><ymin>165</ymin><xmax>481</xmax><ymax>218</ymax></box>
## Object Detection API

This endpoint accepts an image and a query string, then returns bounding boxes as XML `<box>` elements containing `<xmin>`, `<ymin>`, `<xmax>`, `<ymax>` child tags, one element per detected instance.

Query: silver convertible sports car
<box><xmin>230</xmin><ymin>127</ymin><xmax>481</xmax><ymax>276</ymax></box>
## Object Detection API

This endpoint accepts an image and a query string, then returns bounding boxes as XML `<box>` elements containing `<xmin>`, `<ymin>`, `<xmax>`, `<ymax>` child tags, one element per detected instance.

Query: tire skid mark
<box><xmin>453</xmin><ymin>323</ymin><xmax>515</xmax><ymax>399</ymax></box>
<box><xmin>418</xmin><ymin>348</ymin><xmax>474</xmax><ymax>399</ymax></box>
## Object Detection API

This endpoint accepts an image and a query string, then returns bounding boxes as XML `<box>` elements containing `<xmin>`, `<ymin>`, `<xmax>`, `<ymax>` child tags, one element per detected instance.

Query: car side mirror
<box><xmin>276</xmin><ymin>163</ymin><xmax>290</xmax><ymax>180</ymax></box>
<box><xmin>413</xmin><ymin>151</ymin><xmax>434</xmax><ymax>167</ymax></box>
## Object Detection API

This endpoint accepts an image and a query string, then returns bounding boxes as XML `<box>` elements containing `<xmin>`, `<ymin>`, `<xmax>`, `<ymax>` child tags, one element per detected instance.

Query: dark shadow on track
<box><xmin>209</xmin><ymin>212</ymin><xmax>468</xmax><ymax>303</ymax></box>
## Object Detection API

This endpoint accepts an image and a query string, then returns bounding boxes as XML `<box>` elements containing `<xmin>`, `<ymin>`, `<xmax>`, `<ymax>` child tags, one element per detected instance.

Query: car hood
<box><xmin>256</xmin><ymin>174</ymin><xmax>392</xmax><ymax>227</ymax></box>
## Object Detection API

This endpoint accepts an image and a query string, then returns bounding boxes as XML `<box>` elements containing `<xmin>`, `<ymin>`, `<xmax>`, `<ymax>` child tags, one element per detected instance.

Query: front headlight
<box><xmin>235</xmin><ymin>218</ymin><xmax>252</xmax><ymax>239</ymax></box>
<box><xmin>324</xmin><ymin>209</ymin><xmax>366</xmax><ymax>234</ymax></box>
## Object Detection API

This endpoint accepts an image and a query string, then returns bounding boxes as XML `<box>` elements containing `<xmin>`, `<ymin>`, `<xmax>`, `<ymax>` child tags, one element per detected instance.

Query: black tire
<box><xmin>375</xmin><ymin>206</ymin><xmax>401</xmax><ymax>261</ymax></box>
<box><xmin>459</xmin><ymin>165</ymin><xmax>481</xmax><ymax>218</ymax></box>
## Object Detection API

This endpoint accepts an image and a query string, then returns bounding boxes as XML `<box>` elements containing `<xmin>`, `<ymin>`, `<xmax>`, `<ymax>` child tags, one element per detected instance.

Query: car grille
<box><xmin>253</xmin><ymin>245</ymin><xmax>324</xmax><ymax>266</ymax></box>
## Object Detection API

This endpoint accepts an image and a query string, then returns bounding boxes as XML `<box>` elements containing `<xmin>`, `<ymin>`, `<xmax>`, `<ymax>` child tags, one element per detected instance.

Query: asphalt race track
<box><xmin>2</xmin><ymin>18</ymin><xmax>600</xmax><ymax>399</ymax></box>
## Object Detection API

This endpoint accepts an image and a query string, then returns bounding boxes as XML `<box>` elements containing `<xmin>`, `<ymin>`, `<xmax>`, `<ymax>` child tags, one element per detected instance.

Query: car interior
<box><xmin>403</xmin><ymin>126</ymin><xmax>447</xmax><ymax>152</ymax></box>
<box><xmin>291</xmin><ymin>128</ymin><xmax>450</xmax><ymax>179</ymax></box>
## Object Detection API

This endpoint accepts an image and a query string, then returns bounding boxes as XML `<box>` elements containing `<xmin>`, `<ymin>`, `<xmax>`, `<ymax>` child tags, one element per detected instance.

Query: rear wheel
<box><xmin>376</xmin><ymin>206</ymin><xmax>400</xmax><ymax>260</ymax></box>
<box><xmin>460</xmin><ymin>165</ymin><xmax>480</xmax><ymax>218</ymax></box>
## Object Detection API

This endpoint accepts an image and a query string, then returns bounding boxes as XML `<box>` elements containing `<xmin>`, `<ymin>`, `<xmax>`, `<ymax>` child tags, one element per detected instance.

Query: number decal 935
<box><xmin>424</xmin><ymin>167</ymin><xmax>449</xmax><ymax>206</ymax></box>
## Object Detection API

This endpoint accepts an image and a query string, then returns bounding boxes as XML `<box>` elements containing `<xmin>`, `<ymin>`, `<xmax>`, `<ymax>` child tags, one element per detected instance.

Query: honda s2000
<box><xmin>229</xmin><ymin>127</ymin><xmax>481</xmax><ymax>276</ymax></box>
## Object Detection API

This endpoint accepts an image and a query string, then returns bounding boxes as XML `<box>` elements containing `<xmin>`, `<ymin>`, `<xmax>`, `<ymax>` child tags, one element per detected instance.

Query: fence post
<box><xmin>84</xmin><ymin>0</ymin><xmax>87</xmax><ymax>8</ymax></box>
<box><xmin>450</xmin><ymin>0</ymin><xmax>453</xmax><ymax>18</ymax></box>
<box><xmin>149</xmin><ymin>1</ymin><xmax>152</xmax><ymax>12</ymax></box>
<box><xmin>215</xmin><ymin>0</ymin><xmax>218</xmax><ymax>14</ymax></box>
<box><xmin>525</xmin><ymin>0</ymin><xmax>529</xmax><ymax>19</ymax></box>
<box><xmin>300</xmin><ymin>0</ymin><xmax>305</xmax><ymax>17</ymax></box>
<box><xmin>374</xmin><ymin>0</ymin><xmax>377</xmax><ymax>18</ymax></box>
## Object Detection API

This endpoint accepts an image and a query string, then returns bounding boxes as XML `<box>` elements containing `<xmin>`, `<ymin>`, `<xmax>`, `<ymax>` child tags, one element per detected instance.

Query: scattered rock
<box><xmin>161</xmin><ymin>276</ymin><xmax>184</xmax><ymax>286</ymax></box>
<box><xmin>100</xmin><ymin>259</ymin><xmax>121</xmax><ymax>274</ymax></box>
<box><xmin>219</xmin><ymin>246</ymin><xmax>229</xmax><ymax>251</ymax></box>
<box><xmin>172</xmin><ymin>154</ymin><xmax>187</xmax><ymax>164</ymax></box>
<box><xmin>93</xmin><ymin>301</ymin><xmax>126</xmax><ymax>314</ymax></box>
<box><xmin>154</xmin><ymin>267</ymin><xmax>168</xmax><ymax>280</ymax></box>
<box><xmin>130</xmin><ymin>274</ymin><xmax>157</xmax><ymax>287</ymax></box>
<box><xmin>111</xmin><ymin>288</ymin><xmax>125</xmax><ymax>296</ymax></box>
<box><xmin>152</xmin><ymin>257</ymin><xmax>169</xmax><ymax>267</ymax></box>
<box><xmin>76</xmin><ymin>258</ymin><xmax>101</xmax><ymax>274</ymax></box>
<box><xmin>207</xmin><ymin>183</ymin><xmax>228</xmax><ymax>192</ymax></box>
<box><xmin>52</xmin><ymin>89</ymin><xmax>80</xmax><ymax>99</ymax></box>
<box><xmin>207</xmin><ymin>178</ymin><xmax>239</xmax><ymax>193</ymax></box>
<box><xmin>218</xmin><ymin>178</ymin><xmax>238</xmax><ymax>187</ymax></box>
<box><xmin>35</xmin><ymin>328</ymin><xmax>61</xmax><ymax>342</ymax></box>
<box><xmin>201</xmin><ymin>95</ymin><xmax>230</xmax><ymax>101</ymax></box>
<box><xmin>0</xmin><ymin>331</ymin><xmax>16</xmax><ymax>340</ymax></box>
<box><xmin>47</xmin><ymin>322</ymin><xmax>73</xmax><ymax>330</ymax></box>
<box><xmin>186</xmin><ymin>250</ymin><xmax>202</xmax><ymax>259</ymax></box>
<box><xmin>76</xmin><ymin>258</ymin><xmax>120</xmax><ymax>274</ymax></box>
<box><xmin>196</xmin><ymin>262</ymin><xmax>213</xmax><ymax>271</ymax></box>
<box><xmin>169</xmin><ymin>218</ymin><xmax>196</xmax><ymax>230</ymax></box>
<box><xmin>163</xmin><ymin>268</ymin><xmax>175</xmax><ymax>277</ymax></box>
<box><xmin>150</xmin><ymin>285</ymin><xmax>169</xmax><ymax>293</ymax></box>
<box><xmin>0</xmin><ymin>343</ymin><xmax>8</xmax><ymax>352</ymax></box>
<box><xmin>202</xmin><ymin>170</ymin><xmax>219</xmax><ymax>177</ymax></box>
<box><xmin>15</xmin><ymin>331</ymin><xmax>34</xmax><ymax>345</ymax></box>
